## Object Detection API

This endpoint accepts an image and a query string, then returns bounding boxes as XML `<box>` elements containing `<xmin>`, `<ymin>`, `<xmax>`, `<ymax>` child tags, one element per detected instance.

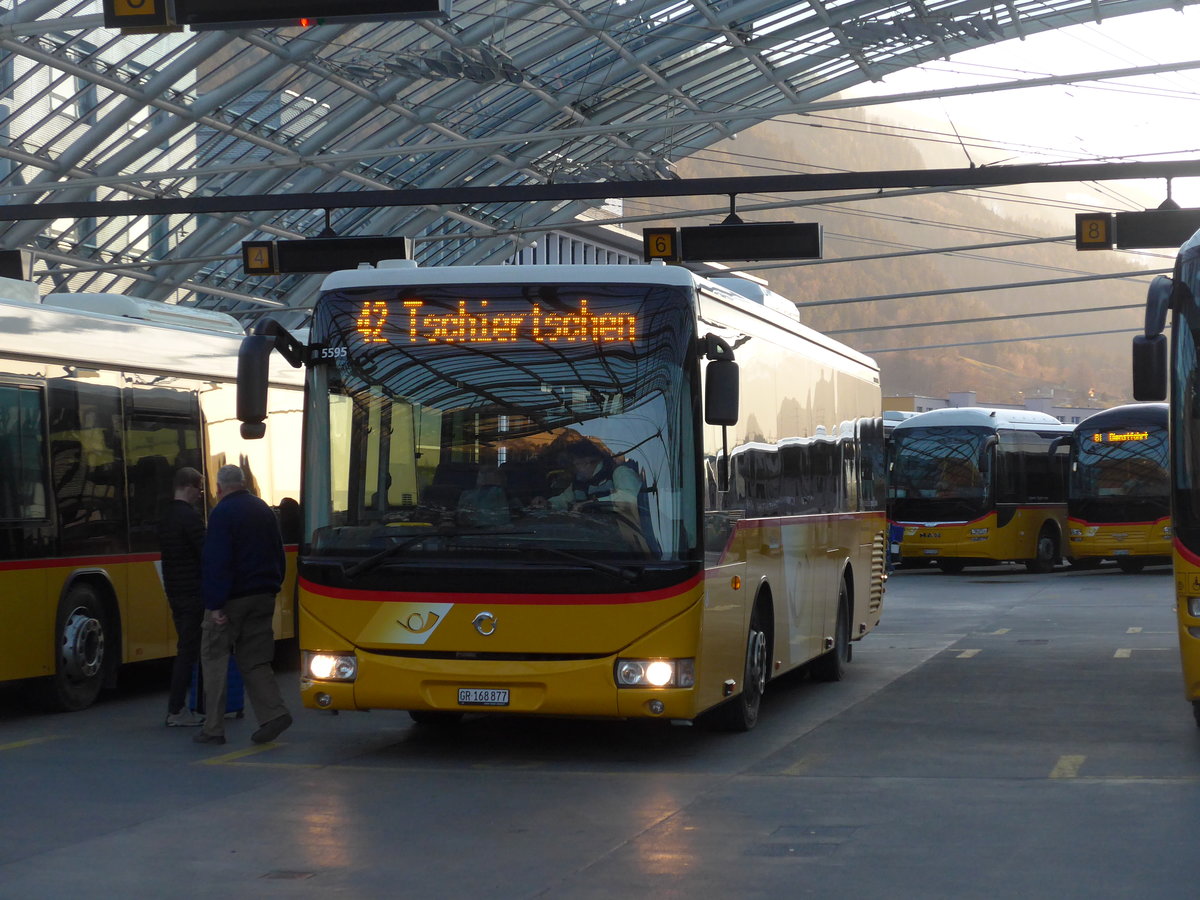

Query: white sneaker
<box><xmin>165</xmin><ymin>709</ymin><xmax>204</xmax><ymax>727</ymax></box>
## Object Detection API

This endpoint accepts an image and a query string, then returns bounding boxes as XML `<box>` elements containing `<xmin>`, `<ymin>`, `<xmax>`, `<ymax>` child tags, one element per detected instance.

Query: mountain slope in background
<box><xmin>661</xmin><ymin>108</ymin><xmax>1164</xmax><ymax>406</ymax></box>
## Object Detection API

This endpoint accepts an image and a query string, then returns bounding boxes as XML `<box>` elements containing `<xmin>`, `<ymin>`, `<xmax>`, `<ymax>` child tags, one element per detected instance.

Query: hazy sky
<box><xmin>841</xmin><ymin>6</ymin><xmax>1200</xmax><ymax>208</ymax></box>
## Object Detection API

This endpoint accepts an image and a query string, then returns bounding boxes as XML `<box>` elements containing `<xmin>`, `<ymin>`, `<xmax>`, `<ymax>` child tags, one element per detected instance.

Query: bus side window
<box><xmin>0</xmin><ymin>384</ymin><xmax>48</xmax><ymax>521</ymax></box>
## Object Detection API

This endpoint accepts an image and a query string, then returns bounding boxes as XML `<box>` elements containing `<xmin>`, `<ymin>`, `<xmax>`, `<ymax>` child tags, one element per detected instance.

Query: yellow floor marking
<box><xmin>1114</xmin><ymin>648</ymin><xmax>1132</xmax><ymax>658</ymax></box>
<box><xmin>990</xmin><ymin>628</ymin><xmax>1011</xmax><ymax>635</ymax></box>
<box><xmin>1127</xmin><ymin>627</ymin><xmax>1143</xmax><ymax>634</ymax></box>
<box><xmin>956</xmin><ymin>649</ymin><xmax>981</xmax><ymax>658</ymax></box>
<box><xmin>1050</xmin><ymin>755</ymin><xmax>1086</xmax><ymax>778</ymax></box>
<box><xmin>0</xmin><ymin>736</ymin><xmax>59</xmax><ymax>752</ymax></box>
<box><xmin>780</xmin><ymin>756</ymin><xmax>820</xmax><ymax>776</ymax></box>
<box><xmin>197</xmin><ymin>743</ymin><xmax>290</xmax><ymax>766</ymax></box>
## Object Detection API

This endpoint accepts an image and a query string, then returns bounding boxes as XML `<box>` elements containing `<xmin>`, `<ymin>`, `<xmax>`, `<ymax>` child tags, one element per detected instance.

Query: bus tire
<box><xmin>1116</xmin><ymin>558</ymin><xmax>1146</xmax><ymax>574</ymax></box>
<box><xmin>707</xmin><ymin>601</ymin><xmax>769</xmax><ymax>732</ymax></box>
<box><xmin>938</xmin><ymin>559</ymin><xmax>966</xmax><ymax>574</ymax></box>
<box><xmin>409</xmin><ymin>710</ymin><xmax>464</xmax><ymax>726</ymax></box>
<box><xmin>811</xmin><ymin>580</ymin><xmax>851</xmax><ymax>683</ymax></box>
<box><xmin>1193</xmin><ymin>702</ymin><xmax>1200</xmax><ymax>728</ymax></box>
<box><xmin>1025</xmin><ymin>527</ymin><xmax>1059</xmax><ymax>574</ymax></box>
<box><xmin>38</xmin><ymin>583</ymin><xmax>111</xmax><ymax>712</ymax></box>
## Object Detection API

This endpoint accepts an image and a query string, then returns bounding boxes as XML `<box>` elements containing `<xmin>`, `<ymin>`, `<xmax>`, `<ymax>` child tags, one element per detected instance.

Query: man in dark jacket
<box><xmin>160</xmin><ymin>466</ymin><xmax>206</xmax><ymax>727</ymax></box>
<box><xmin>194</xmin><ymin>464</ymin><xmax>292</xmax><ymax>745</ymax></box>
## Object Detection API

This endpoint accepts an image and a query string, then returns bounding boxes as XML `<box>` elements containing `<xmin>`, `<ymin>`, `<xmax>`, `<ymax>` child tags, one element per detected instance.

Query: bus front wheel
<box><xmin>1026</xmin><ymin>527</ymin><xmax>1059</xmax><ymax>574</ymax></box>
<box><xmin>708</xmin><ymin>602</ymin><xmax>769</xmax><ymax>732</ymax></box>
<box><xmin>38</xmin><ymin>584</ymin><xmax>111</xmax><ymax>712</ymax></box>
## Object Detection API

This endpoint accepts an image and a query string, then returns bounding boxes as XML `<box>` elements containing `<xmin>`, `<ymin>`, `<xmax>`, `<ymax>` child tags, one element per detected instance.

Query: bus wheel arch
<box><xmin>1026</xmin><ymin>522</ymin><xmax>1062</xmax><ymax>573</ymax></box>
<box><xmin>706</xmin><ymin>586</ymin><xmax>773</xmax><ymax>732</ymax></box>
<box><xmin>37</xmin><ymin>575</ymin><xmax>120</xmax><ymax>712</ymax></box>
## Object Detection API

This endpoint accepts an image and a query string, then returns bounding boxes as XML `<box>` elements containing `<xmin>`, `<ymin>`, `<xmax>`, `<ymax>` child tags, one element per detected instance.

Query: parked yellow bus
<box><xmin>1067</xmin><ymin>403</ymin><xmax>1170</xmax><ymax>573</ymax></box>
<box><xmin>1133</xmin><ymin>228</ymin><xmax>1200</xmax><ymax>726</ymax></box>
<box><xmin>888</xmin><ymin>407</ymin><xmax>1071</xmax><ymax>574</ymax></box>
<box><xmin>239</xmin><ymin>261</ymin><xmax>887</xmax><ymax>730</ymax></box>
<box><xmin>0</xmin><ymin>279</ymin><xmax>302</xmax><ymax>710</ymax></box>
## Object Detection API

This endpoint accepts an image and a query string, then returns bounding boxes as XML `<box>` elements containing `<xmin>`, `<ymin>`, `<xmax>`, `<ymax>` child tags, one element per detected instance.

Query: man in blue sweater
<box><xmin>194</xmin><ymin>464</ymin><xmax>292</xmax><ymax>745</ymax></box>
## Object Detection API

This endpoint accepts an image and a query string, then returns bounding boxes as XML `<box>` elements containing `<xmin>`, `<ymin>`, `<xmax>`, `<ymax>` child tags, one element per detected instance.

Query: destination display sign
<box><xmin>1091</xmin><ymin>430</ymin><xmax>1151</xmax><ymax>443</ymax></box>
<box><xmin>354</xmin><ymin>298</ymin><xmax>638</xmax><ymax>344</ymax></box>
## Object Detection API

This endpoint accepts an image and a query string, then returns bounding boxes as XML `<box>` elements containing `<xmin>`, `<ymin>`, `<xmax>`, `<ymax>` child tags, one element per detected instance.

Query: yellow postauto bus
<box><xmin>238</xmin><ymin>260</ymin><xmax>887</xmax><ymax>731</ymax></box>
<box><xmin>1133</xmin><ymin>226</ymin><xmax>1200</xmax><ymax>726</ymax></box>
<box><xmin>888</xmin><ymin>407</ymin><xmax>1071</xmax><ymax>574</ymax></box>
<box><xmin>1067</xmin><ymin>403</ymin><xmax>1170</xmax><ymax>573</ymax></box>
<box><xmin>0</xmin><ymin>279</ymin><xmax>302</xmax><ymax>710</ymax></box>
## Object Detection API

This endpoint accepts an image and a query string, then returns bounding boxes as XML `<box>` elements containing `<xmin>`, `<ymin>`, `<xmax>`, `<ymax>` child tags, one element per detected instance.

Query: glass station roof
<box><xmin>0</xmin><ymin>0</ymin><xmax>1182</xmax><ymax>314</ymax></box>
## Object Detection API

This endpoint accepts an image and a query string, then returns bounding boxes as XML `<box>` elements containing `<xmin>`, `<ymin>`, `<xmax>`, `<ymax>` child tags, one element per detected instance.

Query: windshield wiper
<box><xmin>527</xmin><ymin>546</ymin><xmax>641</xmax><ymax>583</ymax></box>
<box><xmin>343</xmin><ymin>532</ymin><xmax>444</xmax><ymax>579</ymax></box>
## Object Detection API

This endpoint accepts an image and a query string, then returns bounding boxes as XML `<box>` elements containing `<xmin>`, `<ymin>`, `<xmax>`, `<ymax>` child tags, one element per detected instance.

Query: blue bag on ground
<box><xmin>188</xmin><ymin>659</ymin><xmax>245</xmax><ymax>718</ymax></box>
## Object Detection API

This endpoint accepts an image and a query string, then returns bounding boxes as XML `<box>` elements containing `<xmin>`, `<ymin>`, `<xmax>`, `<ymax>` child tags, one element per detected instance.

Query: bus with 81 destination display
<box><xmin>237</xmin><ymin>258</ymin><xmax>888</xmax><ymax>731</ymax></box>
<box><xmin>1066</xmin><ymin>403</ymin><xmax>1170</xmax><ymax>573</ymax></box>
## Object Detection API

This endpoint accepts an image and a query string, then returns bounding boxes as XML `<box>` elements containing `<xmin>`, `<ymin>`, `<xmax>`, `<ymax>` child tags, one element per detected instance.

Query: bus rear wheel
<box><xmin>1026</xmin><ymin>527</ymin><xmax>1059</xmax><ymax>574</ymax></box>
<box><xmin>38</xmin><ymin>584</ymin><xmax>111</xmax><ymax>712</ymax></box>
<box><xmin>811</xmin><ymin>581</ymin><xmax>851</xmax><ymax>683</ymax></box>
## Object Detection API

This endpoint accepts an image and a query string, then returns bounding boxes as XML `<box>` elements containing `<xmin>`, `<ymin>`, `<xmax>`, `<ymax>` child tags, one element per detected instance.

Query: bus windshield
<box><xmin>305</xmin><ymin>281</ymin><xmax>698</xmax><ymax>572</ymax></box>
<box><xmin>1070</xmin><ymin>426</ymin><xmax>1168</xmax><ymax>523</ymax></box>
<box><xmin>889</xmin><ymin>425</ymin><xmax>993</xmax><ymax>522</ymax></box>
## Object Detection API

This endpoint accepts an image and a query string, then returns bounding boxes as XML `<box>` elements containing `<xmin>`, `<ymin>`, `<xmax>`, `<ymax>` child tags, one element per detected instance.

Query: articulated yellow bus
<box><xmin>888</xmin><ymin>407</ymin><xmax>1071</xmax><ymax>574</ymax></box>
<box><xmin>1067</xmin><ymin>403</ymin><xmax>1170</xmax><ymax>573</ymax></box>
<box><xmin>239</xmin><ymin>261</ymin><xmax>887</xmax><ymax>730</ymax></box>
<box><xmin>0</xmin><ymin>279</ymin><xmax>302</xmax><ymax>710</ymax></box>
<box><xmin>1133</xmin><ymin>228</ymin><xmax>1200</xmax><ymax>726</ymax></box>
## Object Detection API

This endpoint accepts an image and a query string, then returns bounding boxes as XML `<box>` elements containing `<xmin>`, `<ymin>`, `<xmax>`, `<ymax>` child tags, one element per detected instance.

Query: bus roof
<box><xmin>1075</xmin><ymin>402</ymin><xmax>1168</xmax><ymax>432</ymax></box>
<box><xmin>0</xmin><ymin>288</ymin><xmax>301</xmax><ymax>387</ymax></box>
<box><xmin>317</xmin><ymin>260</ymin><xmax>878</xmax><ymax>372</ymax></box>
<box><xmin>893</xmin><ymin>406</ymin><xmax>1070</xmax><ymax>432</ymax></box>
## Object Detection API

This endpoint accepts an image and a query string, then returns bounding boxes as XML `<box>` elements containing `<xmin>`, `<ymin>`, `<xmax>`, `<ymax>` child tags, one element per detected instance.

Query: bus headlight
<box><xmin>615</xmin><ymin>658</ymin><xmax>695</xmax><ymax>688</ymax></box>
<box><xmin>1188</xmin><ymin>598</ymin><xmax>1200</xmax><ymax>618</ymax></box>
<box><xmin>304</xmin><ymin>651</ymin><xmax>358</xmax><ymax>682</ymax></box>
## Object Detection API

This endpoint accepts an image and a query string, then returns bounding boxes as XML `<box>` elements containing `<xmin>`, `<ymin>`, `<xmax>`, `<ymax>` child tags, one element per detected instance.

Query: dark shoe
<box><xmin>193</xmin><ymin>732</ymin><xmax>226</xmax><ymax>745</ymax></box>
<box><xmin>251</xmin><ymin>713</ymin><xmax>293</xmax><ymax>744</ymax></box>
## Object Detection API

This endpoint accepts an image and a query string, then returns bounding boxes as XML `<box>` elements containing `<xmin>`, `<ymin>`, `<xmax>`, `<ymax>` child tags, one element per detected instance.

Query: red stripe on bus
<box><xmin>0</xmin><ymin>552</ymin><xmax>161</xmax><ymax>572</ymax></box>
<box><xmin>1175</xmin><ymin>538</ymin><xmax>1200</xmax><ymax>567</ymax></box>
<box><xmin>299</xmin><ymin>573</ymin><xmax>703</xmax><ymax>606</ymax></box>
<box><xmin>0</xmin><ymin>546</ymin><xmax>297</xmax><ymax>573</ymax></box>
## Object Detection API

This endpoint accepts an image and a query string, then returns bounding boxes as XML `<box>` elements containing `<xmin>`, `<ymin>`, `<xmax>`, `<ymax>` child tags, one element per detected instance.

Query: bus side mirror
<box><xmin>237</xmin><ymin>333</ymin><xmax>272</xmax><ymax>440</ymax></box>
<box><xmin>1132</xmin><ymin>334</ymin><xmax>1167</xmax><ymax>401</ymax></box>
<box><xmin>705</xmin><ymin>359</ymin><xmax>739</xmax><ymax>426</ymax></box>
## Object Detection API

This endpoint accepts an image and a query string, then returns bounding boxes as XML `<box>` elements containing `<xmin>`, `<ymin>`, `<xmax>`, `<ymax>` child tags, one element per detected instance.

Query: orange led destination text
<box><xmin>1093</xmin><ymin>430</ymin><xmax>1150</xmax><ymax>443</ymax></box>
<box><xmin>356</xmin><ymin>299</ymin><xmax>636</xmax><ymax>344</ymax></box>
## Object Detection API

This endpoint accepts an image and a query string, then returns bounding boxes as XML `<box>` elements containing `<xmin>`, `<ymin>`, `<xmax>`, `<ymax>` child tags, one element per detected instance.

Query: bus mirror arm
<box><xmin>1132</xmin><ymin>275</ymin><xmax>1174</xmax><ymax>402</ymax></box>
<box><xmin>250</xmin><ymin>316</ymin><xmax>305</xmax><ymax>368</ymax></box>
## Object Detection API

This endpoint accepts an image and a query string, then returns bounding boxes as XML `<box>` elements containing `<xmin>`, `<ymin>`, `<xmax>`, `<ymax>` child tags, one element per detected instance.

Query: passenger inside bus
<box><xmin>456</xmin><ymin>466</ymin><xmax>515</xmax><ymax>528</ymax></box>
